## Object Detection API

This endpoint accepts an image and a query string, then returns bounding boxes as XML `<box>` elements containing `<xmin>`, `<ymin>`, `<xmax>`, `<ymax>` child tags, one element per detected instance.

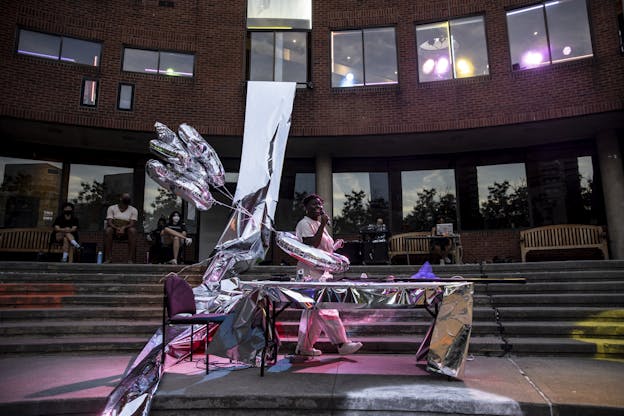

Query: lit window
<box><xmin>507</xmin><ymin>0</ymin><xmax>593</xmax><ymax>70</ymax></box>
<box><xmin>331</xmin><ymin>28</ymin><xmax>398</xmax><ymax>88</ymax></box>
<box><xmin>247</xmin><ymin>0</ymin><xmax>312</xmax><ymax>30</ymax></box>
<box><xmin>249</xmin><ymin>31</ymin><xmax>308</xmax><ymax>83</ymax></box>
<box><xmin>123</xmin><ymin>48</ymin><xmax>194</xmax><ymax>77</ymax></box>
<box><xmin>416</xmin><ymin>16</ymin><xmax>489</xmax><ymax>82</ymax></box>
<box><xmin>81</xmin><ymin>79</ymin><xmax>98</xmax><ymax>107</ymax></box>
<box><xmin>17</xmin><ymin>29</ymin><xmax>101</xmax><ymax>67</ymax></box>
<box><xmin>117</xmin><ymin>83</ymin><xmax>134</xmax><ymax>111</ymax></box>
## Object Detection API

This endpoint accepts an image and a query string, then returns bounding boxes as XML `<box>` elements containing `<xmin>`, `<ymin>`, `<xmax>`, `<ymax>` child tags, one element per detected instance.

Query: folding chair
<box><xmin>162</xmin><ymin>274</ymin><xmax>227</xmax><ymax>374</ymax></box>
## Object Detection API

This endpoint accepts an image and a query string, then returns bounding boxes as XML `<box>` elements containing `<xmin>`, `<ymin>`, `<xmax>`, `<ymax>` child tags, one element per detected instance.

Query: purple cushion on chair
<box><xmin>165</xmin><ymin>274</ymin><xmax>196</xmax><ymax>317</ymax></box>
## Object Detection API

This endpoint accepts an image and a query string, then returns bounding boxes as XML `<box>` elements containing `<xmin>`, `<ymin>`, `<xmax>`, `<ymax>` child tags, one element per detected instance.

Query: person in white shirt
<box><xmin>104</xmin><ymin>193</ymin><xmax>138</xmax><ymax>263</ymax></box>
<box><xmin>294</xmin><ymin>193</ymin><xmax>363</xmax><ymax>357</ymax></box>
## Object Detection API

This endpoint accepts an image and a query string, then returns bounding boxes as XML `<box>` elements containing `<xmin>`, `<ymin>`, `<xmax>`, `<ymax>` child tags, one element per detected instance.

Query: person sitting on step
<box><xmin>160</xmin><ymin>210</ymin><xmax>192</xmax><ymax>265</ymax></box>
<box><xmin>51</xmin><ymin>202</ymin><xmax>81</xmax><ymax>262</ymax></box>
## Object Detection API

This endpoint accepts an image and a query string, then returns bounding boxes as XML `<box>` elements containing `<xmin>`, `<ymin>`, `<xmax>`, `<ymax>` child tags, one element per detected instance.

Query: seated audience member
<box><xmin>160</xmin><ymin>210</ymin><xmax>192</xmax><ymax>265</ymax></box>
<box><xmin>51</xmin><ymin>202</ymin><xmax>81</xmax><ymax>262</ymax></box>
<box><xmin>146</xmin><ymin>217</ymin><xmax>167</xmax><ymax>264</ymax></box>
<box><xmin>104</xmin><ymin>193</ymin><xmax>138</xmax><ymax>263</ymax></box>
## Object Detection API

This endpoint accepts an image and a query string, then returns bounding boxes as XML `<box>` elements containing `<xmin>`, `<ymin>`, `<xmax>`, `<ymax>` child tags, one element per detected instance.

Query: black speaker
<box><xmin>79</xmin><ymin>242</ymin><xmax>97</xmax><ymax>263</ymax></box>
<box><xmin>336</xmin><ymin>241</ymin><xmax>362</xmax><ymax>265</ymax></box>
<box><xmin>362</xmin><ymin>241</ymin><xmax>389</xmax><ymax>265</ymax></box>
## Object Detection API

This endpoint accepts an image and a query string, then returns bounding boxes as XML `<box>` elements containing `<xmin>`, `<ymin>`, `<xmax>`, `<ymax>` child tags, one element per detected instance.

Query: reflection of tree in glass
<box><xmin>71</xmin><ymin>180</ymin><xmax>115</xmax><ymax>231</ymax></box>
<box><xmin>480</xmin><ymin>180</ymin><xmax>529</xmax><ymax>229</ymax></box>
<box><xmin>333</xmin><ymin>190</ymin><xmax>389</xmax><ymax>234</ymax></box>
<box><xmin>144</xmin><ymin>187</ymin><xmax>179</xmax><ymax>230</ymax></box>
<box><xmin>403</xmin><ymin>188</ymin><xmax>457</xmax><ymax>231</ymax></box>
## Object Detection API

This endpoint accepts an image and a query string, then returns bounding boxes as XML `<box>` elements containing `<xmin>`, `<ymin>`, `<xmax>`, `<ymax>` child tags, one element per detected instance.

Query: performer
<box><xmin>294</xmin><ymin>193</ymin><xmax>363</xmax><ymax>356</ymax></box>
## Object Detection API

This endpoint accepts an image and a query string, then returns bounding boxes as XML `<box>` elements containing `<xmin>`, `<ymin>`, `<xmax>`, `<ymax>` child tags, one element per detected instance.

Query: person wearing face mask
<box><xmin>160</xmin><ymin>210</ymin><xmax>192</xmax><ymax>265</ymax></box>
<box><xmin>51</xmin><ymin>202</ymin><xmax>81</xmax><ymax>262</ymax></box>
<box><xmin>104</xmin><ymin>193</ymin><xmax>138</xmax><ymax>263</ymax></box>
<box><xmin>294</xmin><ymin>194</ymin><xmax>363</xmax><ymax>357</ymax></box>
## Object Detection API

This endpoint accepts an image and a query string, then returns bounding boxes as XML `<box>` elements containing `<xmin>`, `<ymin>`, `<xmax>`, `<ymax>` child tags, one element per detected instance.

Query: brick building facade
<box><xmin>0</xmin><ymin>0</ymin><xmax>623</xmax><ymax>264</ymax></box>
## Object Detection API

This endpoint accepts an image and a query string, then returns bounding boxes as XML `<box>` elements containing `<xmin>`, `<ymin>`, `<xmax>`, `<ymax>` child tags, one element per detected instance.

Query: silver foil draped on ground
<box><xmin>207</xmin><ymin>281</ymin><xmax>474</xmax><ymax>379</ymax></box>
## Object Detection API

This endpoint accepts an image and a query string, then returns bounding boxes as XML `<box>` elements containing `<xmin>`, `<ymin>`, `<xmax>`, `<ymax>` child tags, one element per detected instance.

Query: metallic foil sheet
<box><xmin>220</xmin><ymin>281</ymin><xmax>473</xmax><ymax>379</ymax></box>
<box><xmin>426</xmin><ymin>282</ymin><xmax>474</xmax><ymax>379</ymax></box>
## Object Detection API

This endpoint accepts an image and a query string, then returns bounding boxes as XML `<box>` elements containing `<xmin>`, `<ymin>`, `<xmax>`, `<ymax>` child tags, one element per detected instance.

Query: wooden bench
<box><xmin>388</xmin><ymin>231</ymin><xmax>431</xmax><ymax>265</ymax></box>
<box><xmin>0</xmin><ymin>228</ymin><xmax>73</xmax><ymax>261</ymax></box>
<box><xmin>519</xmin><ymin>224</ymin><xmax>609</xmax><ymax>262</ymax></box>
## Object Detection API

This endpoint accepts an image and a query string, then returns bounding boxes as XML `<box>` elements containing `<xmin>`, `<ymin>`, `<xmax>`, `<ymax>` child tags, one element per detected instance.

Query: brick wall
<box><xmin>0</xmin><ymin>0</ymin><xmax>621</xmax><ymax>142</ymax></box>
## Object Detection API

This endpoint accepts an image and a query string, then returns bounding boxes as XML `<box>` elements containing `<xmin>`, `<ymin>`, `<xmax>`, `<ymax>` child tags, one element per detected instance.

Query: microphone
<box><xmin>320</xmin><ymin>208</ymin><xmax>331</xmax><ymax>226</ymax></box>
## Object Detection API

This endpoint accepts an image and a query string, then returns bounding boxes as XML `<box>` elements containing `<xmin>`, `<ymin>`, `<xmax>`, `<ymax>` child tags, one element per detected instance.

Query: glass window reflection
<box><xmin>332</xmin><ymin>172</ymin><xmax>389</xmax><ymax>233</ymax></box>
<box><xmin>416</xmin><ymin>16</ymin><xmax>489</xmax><ymax>82</ymax></box>
<box><xmin>159</xmin><ymin>51</ymin><xmax>194</xmax><ymax>77</ymax></box>
<box><xmin>0</xmin><ymin>157</ymin><xmax>62</xmax><ymax>228</ymax></box>
<box><xmin>332</xmin><ymin>28</ymin><xmax>398</xmax><ymax>88</ymax></box>
<box><xmin>363</xmin><ymin>27</ymin><xmax>398</xmax><ymax>85</ymax></box>
<box><xmin>401</xmin><ymin>169</ymin><xmax>457</xmax><ymax>231</ymax></box>
<box><xmin>249</xmin><ymin>31</ymin><xmax>308</xmax><ymax>83</ymax></box>
<box><xmin>507</xmin><ymin>0</ymin><xmax>592</xmax><ymax>70</ymax></box>
<box><xmin>143</xmin><ymin>173</ymin><xmax>182</xmax><ymax>231</ymax></box>
<box><xmin>477</xmin><ymin>163</ymin><xmax>529</xmax><ymax>229</ymax></box>
<box><xmin>17</xmin><ymin>30</ymin><xmax>61</xmax><ymax>60</ymax></box>
<box><xmin>61</xmin><ymin>37</ymin><xmax>101</xmax><ymax>66</ymax></box>
<box><xmin>68</xmin><ymin>164</ymin><xmax>133</xmax><ymax>231</ymax></box>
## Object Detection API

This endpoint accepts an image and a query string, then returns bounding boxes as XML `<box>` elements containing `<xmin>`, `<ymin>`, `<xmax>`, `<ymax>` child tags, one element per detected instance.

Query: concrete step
<box><xmin>0</xmin><ymin>336</ymin><xmax>149</xmax><ymax>354</ymax></box>
<box><xmin>496</xmin><ymin>306</ymin><xmax>624</xmax><ymax>322</ymax></box>
<box><xmin>477</xmin><ymin>281</ymin><xmax>624</xmax><ymax>293</ymax></box>
<box><xmin>0</xmin><ymin>306</ymin><xmax>161</xmax><ymax>321</ymax></box>
<box><xmin>0</xmin><ymin>294</ymin><xmax>162</xmax><ymax>307</ymax></box>
<box><xmin>490</xmin><ymin>293</ymin><xmax>624</xmax><ymax>306</ymax></box>
<box><xmin>0</xmin><ymin>320</ymin><xmax>160</xmax><ymax>337</ymax></box>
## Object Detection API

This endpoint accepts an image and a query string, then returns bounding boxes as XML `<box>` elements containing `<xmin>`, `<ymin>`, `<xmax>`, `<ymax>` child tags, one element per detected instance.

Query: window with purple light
<box><xmin>507</xmin><ymin>0</ymin><xmax>593</xmax><ymax>71</ymax></box>
<box><xmin>416</xmin><ymin>16</ymin><xmax>489</xmax><ymax>83</ymax></box>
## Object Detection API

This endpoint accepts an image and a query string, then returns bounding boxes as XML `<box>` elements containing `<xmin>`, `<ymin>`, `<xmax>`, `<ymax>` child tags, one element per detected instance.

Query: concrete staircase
<box><xmin>1</xmin><ymin>261</ymin><xmax>623</xmax><ymax>358</ymax></box>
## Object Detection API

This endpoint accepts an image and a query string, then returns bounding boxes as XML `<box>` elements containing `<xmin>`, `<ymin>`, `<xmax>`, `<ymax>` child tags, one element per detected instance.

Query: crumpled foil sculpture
<box><xmin>146</xmin><ymin>122</ymin><xmax>226</xmax><ymax>211</ymax></box>
<box><xmin>102</xmin><ymin>82</ymin><xmax>297</xmax><ymax>416</ymax></box>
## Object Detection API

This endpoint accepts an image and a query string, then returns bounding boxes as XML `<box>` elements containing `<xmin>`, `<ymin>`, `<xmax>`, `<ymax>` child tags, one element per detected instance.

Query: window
<box><xmin>401</xmin><ymin>169</ymin><xmax>457</xmax><ymax>232</ymax></box>
<box><xmin>123</xmin><ymin>48</ymin><xmax>194</xmax><ymax>77</ymax></box>
<box><xmin>117</xmin><ymin>83</ymin><xmax>134</xmax><ymax>111</ymax></box>
<box><xmin>249</xmin><ymin>31</ymin><xmax>308</xmax><ymax>83</ymax></box>
<box><xmin>0</xmin><ymin>157</ymin><xmax>62</xmax><ymax>228</ymax></box>
<box><xmin>477</xmin><ymin>163</ymin><xmax>529</xmax><ymax>229</ymax></box>
<box><xmin>68</xmin><ymin>164</ymin><xmax>134</xmax><ymax>231</ymax></box>
<box><xmin>81</xmin><ymin>79</ymin><xmax>98</xmax><ymax>107</ymax></box>
<box><xmin>143</xmin><ymin>173</ymin><xmax>181</xmax><ymax>231</ymax></box>
<box><xmin>332</xmin><ymin>172</ymin><xmax>389</xmax><ymax>233</ymax></box>
<box><xmin>331</xmin><ymin>28</ymin><xmax>398</xmax><ymax>88</ymax></box>
<box><xmin>507</xmin><ymin>0</ymin><xmax>593</xmax><ymax>70</ymax></box>
<box><xmin>247</xmin><ymin>0</ymin><xmax>312</xmax><ymax>30</ymax></box>
<box><xmin>528</xmin><ymin>156</ymin><xmax>599</xmax><ymax>225</ymax></box>
<box><xmin>17</xmin><ymin>29</ymin><xmax>101</xmax><ymax>66</ymax></box>
<box><xmin>416</xmin><ymin>16</ymin><xmax>489</xmax><ymax>82</ymax></box>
